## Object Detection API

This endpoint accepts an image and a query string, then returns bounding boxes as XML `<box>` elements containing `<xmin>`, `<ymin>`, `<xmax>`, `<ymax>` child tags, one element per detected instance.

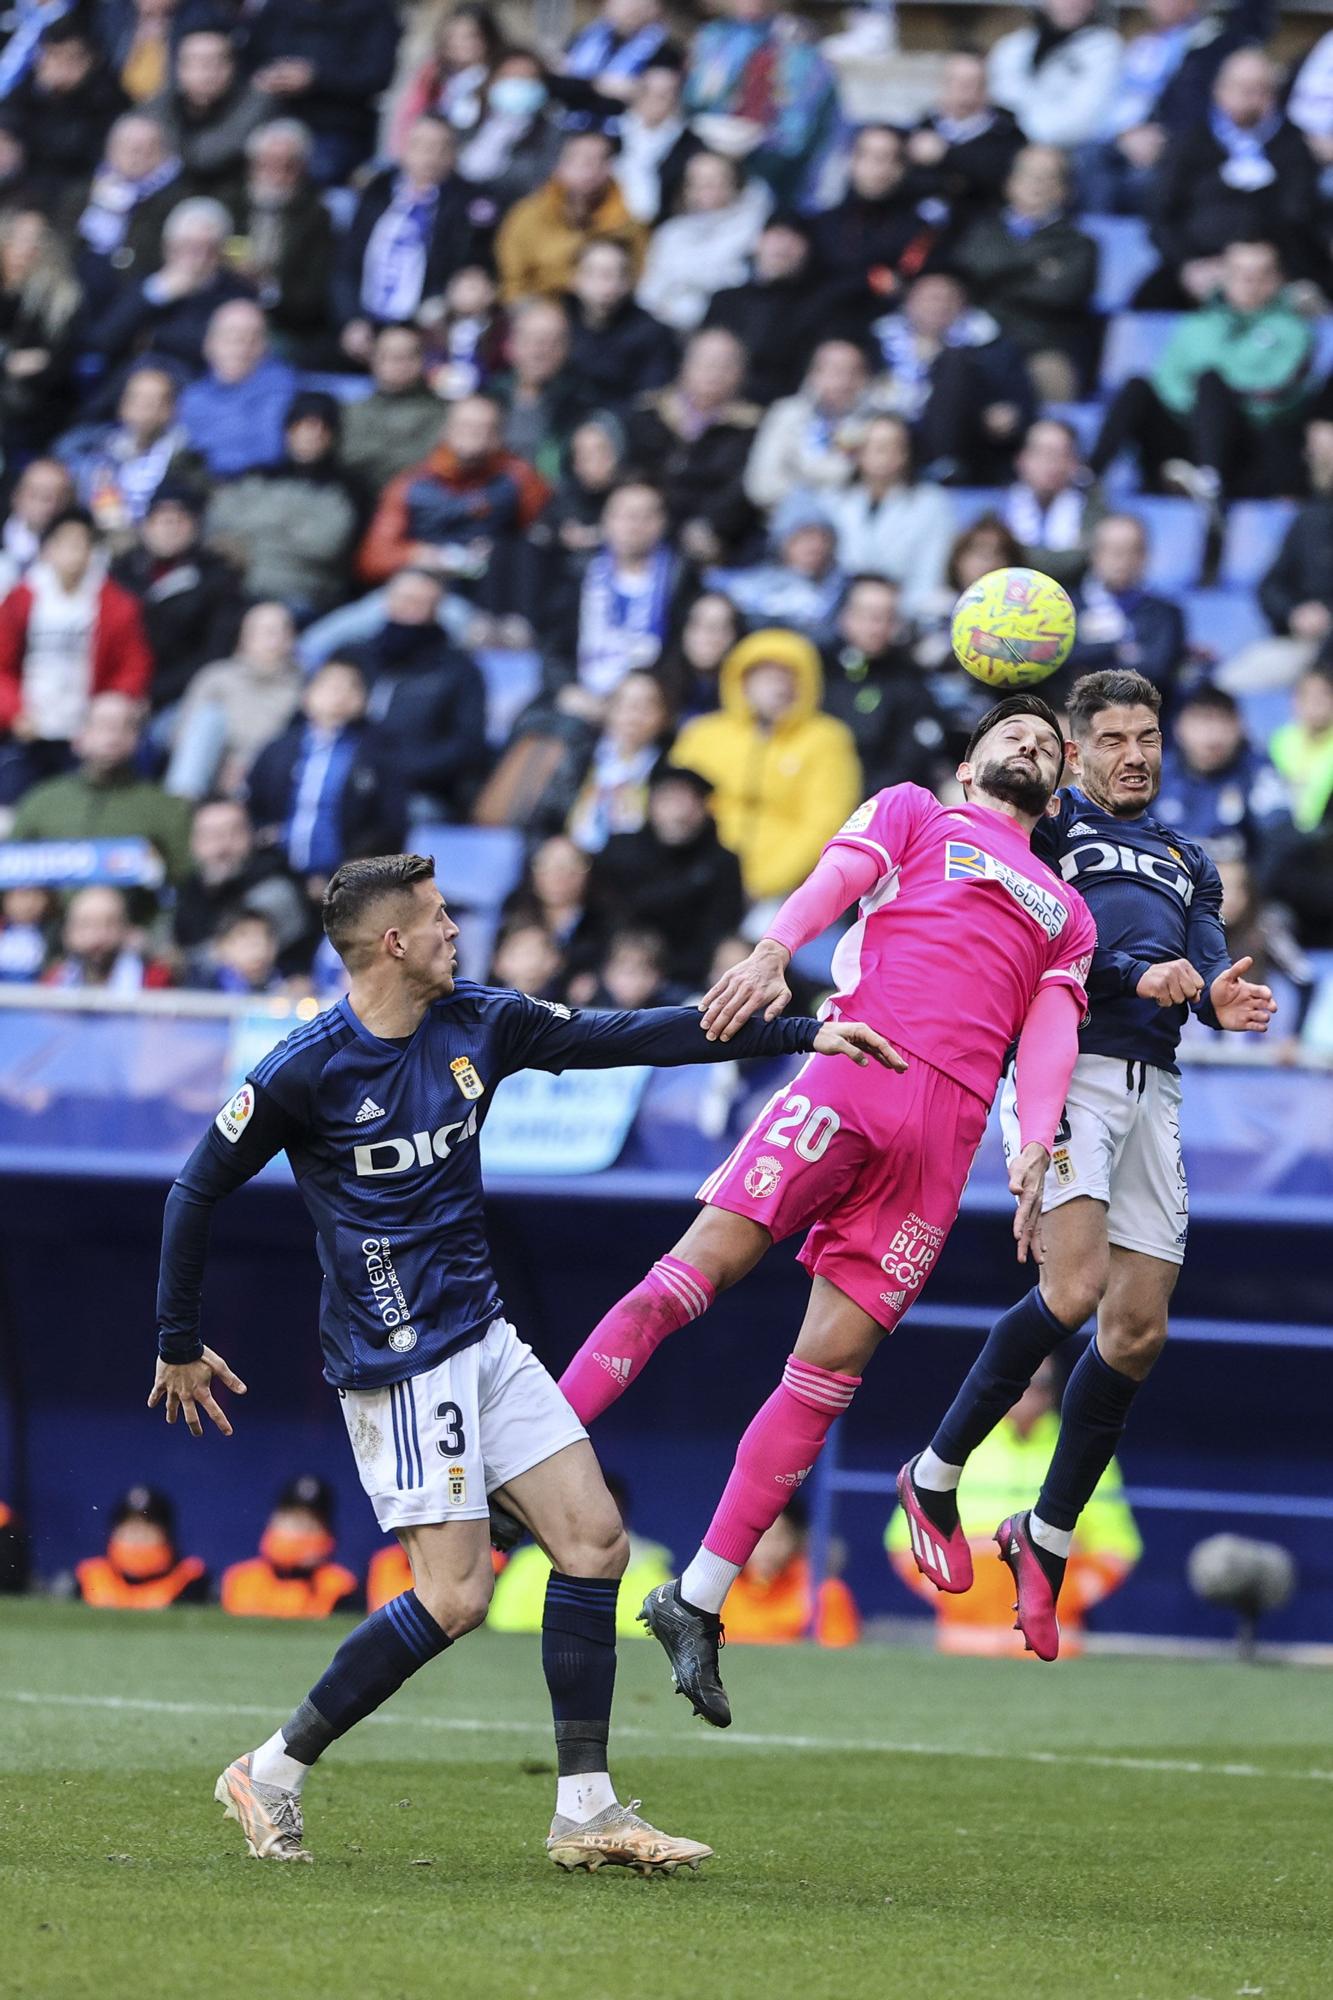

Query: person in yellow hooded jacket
<box><xmin>670</xmin><ymin>626</ymin><xmax>862</xmax><ymax>903</ymax></box>
<box><xmin>486</xmin><ymin>1476</ymin><xmax>672</xmax><ymax>1639</ymax></box>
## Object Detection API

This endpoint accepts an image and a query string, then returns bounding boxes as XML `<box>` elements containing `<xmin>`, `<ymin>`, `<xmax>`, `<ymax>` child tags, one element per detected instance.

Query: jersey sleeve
<box><xmin>1185</xmin><ymin>852</ymin><xmax>1230</xmax><ymax>1029</ymax></box>
<box><xmin>824</xmin><ymin>784</ymin><xmax>931</xmax><ymax>887</ymax></box>
<box><xmin>494</xmin><ymin>992</ymin><xmax>822</xmax><ymax>1074</ymax></box>
<box><xmin>1039</xmin><ymin>890</ymin><xmax>1096</xmax><ymax>1011</ymax></box>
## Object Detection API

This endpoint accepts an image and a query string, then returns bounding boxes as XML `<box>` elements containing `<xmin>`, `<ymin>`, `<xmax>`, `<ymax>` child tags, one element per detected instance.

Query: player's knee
<box><xmin>1042</xmin><ymin>1259</ymin><xmax>1107</xmax><ymax>1332</ymax></box>
<box><xmin>1098</xmin><ymin>1315</ymin><xmax>1167</xmax><ymax>1379</ymax></box>
<box><xmin>551</xmin><ymin>1512</ymin><xmax>629</xmax><ymax>1580</ymax></box>
<box><xmin>414</xmin><ymin>1576</ymin><xmax>493</xmax><ymax>1638</ymax></box>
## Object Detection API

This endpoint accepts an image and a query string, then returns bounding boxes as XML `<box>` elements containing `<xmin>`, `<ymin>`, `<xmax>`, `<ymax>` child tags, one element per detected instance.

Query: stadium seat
<box><xmin>1123</xmin><ymin>497</ymin><xmax>1208</xmax><ymax>591</ymax></box>
<box><xmin>943</xmin><ymin>487</ymin><xmax>1006</xmax><ymax>531</ymax></box>
<box><xmin>1218</xmin><ymin>501</ymin><xmax>1297</xmax><ymax>589</ymax></box>
<box><xmin>1099</xmin><ymin>312</ymin><xmax>1182</xmax><ymax>394</ymax></box>
<box><xmin>1042</xmin><ymin>401</ymin><xmax>1102</xmax><ymax>456</ymax></box>
<box><xmin>410</xmin><ymin>824</ymin><xmax>525</xmax><ymax>914</ymax></box>
<box><xmin>297</xmin><ymin>371</ymin><xmax>375</xmax><ymax>404</ymax></box>
<box><xmin>1185</xmin><ymin>589</ymin><xmax>1270</xmax><ymax>663</ymax></box>
<box><xmin>1081</xmin><ymin>215</ymin><xmax>1158</xmax><ymax>315</ymax></box>
<box><xmin>476</xmin><ymin>647</ymin><xmax>542</xmax><ymax>748</ymax></box>
<box><xmin>1236</xmin><ymin>686</ymin><xmax>1290</xmax><ymax>748</ymax></box>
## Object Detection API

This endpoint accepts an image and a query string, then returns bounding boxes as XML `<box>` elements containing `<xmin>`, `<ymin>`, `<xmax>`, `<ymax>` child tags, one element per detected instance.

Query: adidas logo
<box><xmin>355</xmin><ymin>1097</ymin><xmax>386</xmax><ymax>1124</ymax></box>
<box><xmin>775</xmin><ymin>1466</ymin><xmax>812</xmax><ymax>1487</ymax></box>
<box><xmin>1068</xmin><ymin>821</ymin><xmax>1097</xmax><ymax>836</ymax></box>
<box><xmin>593</xmin><ymin>1352</ymin><xmax>632</xmax><ymax>1383</ymax></box>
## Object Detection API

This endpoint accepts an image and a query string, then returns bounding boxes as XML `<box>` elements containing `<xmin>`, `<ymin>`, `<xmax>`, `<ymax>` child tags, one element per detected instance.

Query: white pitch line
<box><xmin>10</xmin><ymin>1689</ymin><xmax>1333</xmax><ymax>1786</ymax></box>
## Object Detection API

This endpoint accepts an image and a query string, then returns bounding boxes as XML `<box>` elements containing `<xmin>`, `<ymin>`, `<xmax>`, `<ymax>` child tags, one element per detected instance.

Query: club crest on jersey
<box><xmin>446</xmin><ymin>1464</ymin><xmax>467</xmax><ymax>1505</ymax></box>
<box><xmin>449</xmin><ymin>1056</ymin><xmax>485</xmax><ymax>1100</ymax></box>
<box><xmin>215</xmin><ymin>1084</ymin><xmax>254</xmax><ymax>1144</ymax></box>
<box><xmin>943</xmin><ymin>841</ymin><xmax>1068</xmax><ymax>940</ymax></box>
<box><xmin>744</xmin><ymin>1154</ymin><xmax>784</xmax><ymax>1199</ymax></box>
<box><xmin>388</xmin><ymin>1326</ymin><xmax>417</xmax><ymax>1353</ymax></box>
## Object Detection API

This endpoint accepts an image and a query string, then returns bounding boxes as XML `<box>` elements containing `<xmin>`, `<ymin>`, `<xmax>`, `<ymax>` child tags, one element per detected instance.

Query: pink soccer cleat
<box><xmin>995</xmin><ymin>1511</ymin><xmax>1062</xmax><ymax>1661</ymax></box>
<box><xmin>895</xmin><ymin>1457</ymin><xmax>973</xmax><ymax>1594</ymax></box>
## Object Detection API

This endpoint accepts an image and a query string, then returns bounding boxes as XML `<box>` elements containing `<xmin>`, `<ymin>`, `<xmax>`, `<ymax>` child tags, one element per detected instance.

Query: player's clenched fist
<box><xmin>812</xmin><ymin>1021</ymin><xmax>908</xmax><ymax>1071</ymax></box>
<box><xmin>1136</xmin><ymin>958</ymin><xmax>1203</xmax><ymax>1007</ymax></box>
<box><xmin>148</xmin><ymin>1346</ymin><xmax>247</xmax><ymax>1438</ymax></box>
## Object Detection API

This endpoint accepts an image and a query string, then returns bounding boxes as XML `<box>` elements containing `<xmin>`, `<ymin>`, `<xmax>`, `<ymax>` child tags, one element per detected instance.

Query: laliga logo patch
<box><xmin>446</xmin><ymin>1464</ymin><xmax>467</xmax><ymax>1505</ymax></box>
<box><xmin>450</xmin><ymin>1055</ymin><xmax>485</xmax><ymax>1100</ymax></box>
<box><xmin>839</xmin><ymin>799</ymin><xmax>876</xmax><ymax>835</ymax></box>
<box><xmin>215</xmin><ymin>1084</ymin><xmax>254</xmax><ymax>1144</ymax></box>
<box><xmin>388</xmin><ymin>1326</ymin><xmax>417</xmax><ymax>1353</ymax></box>
<box><xmin>744</xmin><ymin>1154</ymin><xmax>784</xmax><ymax>1200</ymax></box>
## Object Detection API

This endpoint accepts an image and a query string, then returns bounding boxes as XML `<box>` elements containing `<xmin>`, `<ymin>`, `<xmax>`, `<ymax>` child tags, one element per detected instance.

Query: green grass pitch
<box><xmin>2</xmin><ymin>1600</ymin><xmax>1330</xmax><ymax>2000</ymax></box>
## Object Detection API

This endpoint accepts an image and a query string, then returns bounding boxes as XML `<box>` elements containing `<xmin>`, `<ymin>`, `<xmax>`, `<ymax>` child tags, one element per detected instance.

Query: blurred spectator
<box><xmin>914</xmin><ymin>511</ymin><xmax>1028</xmax><ymax>675</ymax></box>
<box><xmin>75</xmin><ymin>112</ymin><xmax>184</xmax><ymax>288</ymax></box>
<box><xmin>500</xmin><ymin>831</ymin><xmax>602</xmax><ymax>982</ymax></box>
<box><xmin>220</xmin><ymin>1474</ymin><xmax>359</xmax><ymax>1618</ymax></box>
<box><xmin>494</xmin><ymin>298</ymin><xmax>582</xmax><ymax>481</ymax></box>
<box><xmin>229</xmin><ymin>117</ymin><xmax>335</xmax><ymax>361</ymax></box>
<box><xmin>0</xmin><ymin>884</ymin><xmax>56</xmax><ymax>980</ymax></box>
<box><xmin>0</xmin><ymin>455</ymin><xmax>74</xmax><ymax>593</ymax></box>
<box><xmin>489</xmin><ymin>917</ymin><xmax>566</xmax><ymax>997</ymax></box>
<box><xmin>682</xmin><ymin>0</ymin><xmax>837</xmax><ymax>208</ymax></box>
<box><xmin>340</xmin><ymin>567</ymin><xmax>488</xmax><ymax>822</ymax></box>
<box><xmin>1288</xmin><ymin>26</ymin><xmax>1333</xmax><ymax>170</ymax></box>
<box><xmin>811</xmin><ymin>125</ymin><xmax>940</xmax><ymax>337</ymax></box>
<box><xmin>1137</xmin><ymin>50</ymin><xmax>1325</xmax><ymax>307</ymax></box>
<box><xmin>626</xmin><ymin>327</ymin><xmax>760</xmax><ymax>562</ymax></box>
<box><xmin>611</xmin><ymin>56</ymin><xmax>702</xmax><ymax>224</ymax></box>
<box><xmin>146</xmin><ymin>28</ymin><xmax>271</xmax><ymax>203</ymax></box>
<box><xmin>671</xmin><ymin>626</ymin><xmax>860</xmax><ymax>902</ymax></box>
<box><xmin>951</xmin><ymin>144</ymin><xmax>1097</xmax><ymax>402</ymax></box>
<box><xmin>340</xmin><ymin>323</ymin><xmax>446</xmax><ymax>495</ymax></box>
<box><xmin>177</xmin><ymin>296</ymin><xmax>298</xmax><ymax>478</ymax></box>
<box><xmin>1258</xmin><ymin>412</ymin><xmax>1333</xmax><ymax>649</ymax></box>
<box><xmin>392</xmin><ymin>3</ymin><xmax>506</xmax><ymax>150</ymax></box>
<box><xmin>903</xmin><ymin>51</ymin><xmax>1022</xmax><ymax>224</ymax></box>
<box><xmin>335</xmin><ymin>114</ymin><xmax>479</xmax><ymax>364</ymax></box>
<box><xmin>246</xmin><ymin>658</ymin><xmax>404</xmax><ymax>884</ymax></box>
<box><xmin>358</xmin><ymin>392</ymin><xmax>550</xmax><ymax>623</ymax></box>
<box><xmin>705</xmin><ymin>209</ymin><xmax>824</xmax><ymax>405</ymax></box>
<box><xmin>57</xmin><ymin>365</ymin><xmax>205</xmax><ymax>536</ymax></box>
<box><xmin>1157</xmin><ymin>680</ymin><xmax>1293</xmax><ymax>870</ymax></box>
<box><xmin>183</xmin><ymin>904</ymin><xmax>284</xmax><ymax>994</ymax></box>
<box><xmin>488</xmin><ymin>1471</ymin><xmax>670</xmax><ymax>1636</ymax></box>
<box><xmin>203</xmin><ymin>389</ymin><xmax>360</xmax><ymax>618</ymax></box>
<box><xmin>0</xmin><ymin>509</ymin><xmax>152</xmax><ymax>800</ymax></box>
<box><xmin>538</xmin><ymin>412</ymin><xmax>628</xmax><ymax>566</ymax></box>
<box><xmin>567</xmin><ymin>668</ymin><xmax>673</xmax><ymax>849</ymax></box>
<box><xmin>592</xmin><ymin>762</ymin><xmax>744</xmax><ymax>984</ymax></box>
<box><xmin>744</xmin><ymin>338</ymin><xmax>874</xmax><ymax>511</ymax></box>
<box><xmin>454</xmin><ymin>50</ymin><xmax>563</xmax><ymax>212</ymax></box>
<box><xmin>1066</xmin><ymin>512</ymin><xmax>1187</xmax><ymax>699</ymax></box>
<box><xmin>565</xmin><ymin>235</ymin><xmax>674</xmax><ymax>413</ymax></box>
<box><xmin>1</xmin><ymin>18</ymin><xmax>124</xmax><ymax>205</ymax></box>
<box><xmin>724</xmin><ymin>1502</ymin><xmax>859</xmax><ymax>1647</ymax></box>
<box><xmin>43</xmin><ymin>882</ymin><xmax>173</xmax><ymax>990</ymax></box>
<box><xmin>822</xmin><ymin>413</ymin><xmax>954</xmax><ymax>618</ymax></box>
<box><xmin>635</xmin><ymin>150</ymin><xmax>769</xmax><ymax>334</ymax></box>
<box><xmin>1210</xmin><ymin>854</ymin><xmax>1316</xmax><ymax>1047</ymax></box>
<box><xmin>11</xmin><ymin>690</ymin><xmax>190</xmax><ymax>875</ymax></box>
<box><xmin>0</xmin><ymin>205</ymin><xmax>82</xmax><ymax>450</ymax></box>
<box><xmin>1001</xmin><ymin>417</ymin><xmax>1100</xmax><ymax>588</ymax></box>
<box><xmin>707</xmin><ymin>494</ymin><xmax>843</xmax><ymax>637</ymax></box>
<box><xmin>0</xmin><ymin>1494</ymin><xmax>28</xmax><ymax>1593</ymax></box>
<box><xmin>1090</xmin><ymin>241</ymin><xmax>1315</xmax><ymax>503</ymax></box>
<box><xmin>496</xmin><ymin>129</ymin><xmax>645</xmax><ymax>304</ymax></box>
<box><xmin>587</xmin><ymin>924</ymin><xmax>684</xmax><ymax>1007</ymax></box>
<box><xmin>94</xmin><ymin>193</ymin><xmax>251</xmax><ymax>372</ymax></box>
<box><xmin>654</xmin><ymin>587</ymin><xmax>740</xmax><ymax>716</ymax></box>
<box><xmin>166</xmin><ymin>600</ymin><xmax>302</xmax><ymax>797</ymax></box>
<box><xmin>557</xmin><ymin>478</ymin><xmax>685</xmax><ymax>709</ymax></box>
<box><xmin>245</xmin><ymin>0</ymin><xmax>398</xmax><ymax>189</ymax></box>
<box><xmin>887</xmin><ymin>1361</ymin><xmax>1140</xmax><ymax>1656</ymax></box>
<box><xmin>172</xmin><ymin>794</ymin><xmax>314</xmax><ymax>972</ymax></box>
<box><xmin>108</xmin><ymin>0</ymin><xmax>176</xmax><ymax>105</ymax></box>
<box><xmin>74</xmin><ymin>1485</ymin><xmax>208</xmax><ymax>1609</ymax></box>
<box><xmin>870</xmin><ymin>270</ymin><xmax>1034</xmax><ymax>485</ymax></box>
<box><xmin>1270</xmin><ymin>660</ymin><xmax>1333</xmax><ymax>831</ymax></box>
<box><xmin>560</xmin><ymin>0</ymin><xmax>669</xmax><ymax>106</ymax></box>
<box><xmin>819</xmin><ymin>574</ymin><xmax>949</xmax><ymax>792</ymax></box>
<box><xmin>988</xmin><ymin>0</ymin><xmax>1122</xmax><ymax>150</ymax></box>
<box><xmin>112</xmin><ymin>483</ymin><xmax>241</xmax><ymax>718</ymax></box>
<box><xmin>427</xmin><ymin>263</ymin><xmax>507</xmax><ymax>397</ymax></box>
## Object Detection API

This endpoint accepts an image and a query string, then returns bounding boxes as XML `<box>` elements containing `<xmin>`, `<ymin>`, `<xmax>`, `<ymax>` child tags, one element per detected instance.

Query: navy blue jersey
<box><xmin>157</xmin><ymin>982</ymin><xmax>823</xmax><ymax>1388</ymax></box>
<box><xmin>1032</xmin><ymin>787</ymin><xmax>1228</xmax><ymax>1071</ymax></box>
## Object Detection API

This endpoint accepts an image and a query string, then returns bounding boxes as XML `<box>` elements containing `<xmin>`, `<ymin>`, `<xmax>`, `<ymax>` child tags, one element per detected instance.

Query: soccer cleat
<box><xmin>994</xmin><ymin>1511</ymin><xmax>1062</xmax><ymax>1662</ymax></box>
<box><xmin>546</xmin><ymin>1799</ymin><xmax>713</xmax><ymax>1876</ymax></box>
<box><xmin>214</xmin><ymin>1754</ymin><xmax>313</xmax><ymax>1861</ymax></box>
<box><xmin>489</xmin><ymin>1497</ymin><xmax>526</xmax><ymax>1554</ymax></box>
<box><xmin>638</xmin><ymin>1580</ymin><xmax>731</xmax><ymax>1728</ymax></box>
<box><xmin>895</xmin><ymin>1456</ymin><xmax>973</xmax><ymax>1594</ymax></box>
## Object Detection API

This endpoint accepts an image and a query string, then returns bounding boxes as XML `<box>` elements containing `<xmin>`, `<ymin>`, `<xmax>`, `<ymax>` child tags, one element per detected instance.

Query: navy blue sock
<box><xmin>542</xmin><ymin>1572</ymin><xmax>619</xmax><ymax>1775</ymax></box>
<box><xmin>931</xmin><ymin>1288</ymin><xmax>1075</xmax><ymax>1468</ymax></box>
<box><xmin>283</xmin><ymin>1590</ymin><xmax>451</xmax><ymax>1764</ymax></box>
<box><xmin>1036</xmin><ymin>1337</ymin><xmax>1140</xmax><ymax>1534</ymax></box>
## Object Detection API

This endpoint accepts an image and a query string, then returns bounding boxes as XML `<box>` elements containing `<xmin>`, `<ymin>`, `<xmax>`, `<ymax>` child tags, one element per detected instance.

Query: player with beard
<box><xmin>549</xmin><ymin>695</ymin><xmax>1096</xmax><ymax>1725</ymax></box>
<box><xmin>896</xmin><ymin>670</ymin><xmax>1275</xmax><ymax>1661</ymax></box>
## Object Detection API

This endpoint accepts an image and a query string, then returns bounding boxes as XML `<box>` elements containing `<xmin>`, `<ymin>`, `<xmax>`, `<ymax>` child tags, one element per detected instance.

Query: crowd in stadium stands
<box><xmin>0</xmin><ymin>0</ymin><xmax>1331</xmax><ymax>1045</ymax></box>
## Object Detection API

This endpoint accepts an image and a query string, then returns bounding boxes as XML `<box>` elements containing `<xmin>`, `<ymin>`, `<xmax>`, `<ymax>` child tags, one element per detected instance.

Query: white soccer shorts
<box><xmin>999</xmin><ymin>1051</ymin><xmax>1188</xmax><ymax>1266</ymax></box>
<box><xmin>340</xmin><ymin>1318</ymin><xmax>587</xmax><ymax>1532</ymax></box>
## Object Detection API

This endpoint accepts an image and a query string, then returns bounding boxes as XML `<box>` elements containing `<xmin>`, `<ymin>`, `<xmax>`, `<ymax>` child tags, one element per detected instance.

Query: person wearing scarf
<box><xmin>562</xmin><ymin>0</ymin><xmax>669</xmax><ymax>105</ymax></box>
<box><xmin>988</xmin><ymin>0</ymin><xmax>1122</xmax><ymax>149</ymax></box>
<box><xmin>573</xmin><ymin>481</ymin><xmax>681</xmax><ymax>707</ymax></box>
<box><xmin>337</xmin><ymin>115</ymin><xmax>479</xmax><ymax>362</ymax></box>
<box><xmin>684</xmin><ymin>0</ymin><xmax>838</xmax><ymax>207</ymax></box>
<box><xmin>77</xmin><ymin>111</ymin><xmax>183</xmax><ymax>268</ymax></box>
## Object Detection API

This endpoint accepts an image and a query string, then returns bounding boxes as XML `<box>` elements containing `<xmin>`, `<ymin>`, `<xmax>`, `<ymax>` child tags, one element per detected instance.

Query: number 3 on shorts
<box><xmin>763</xmin><ymin>1094</ymin><xmax>841</xmax><ymax>1162</ymax></box>
<box><xmin>436</xmin><ymin>1401</ymin><xmax>466</xmax><ymax>1455</ymax></box>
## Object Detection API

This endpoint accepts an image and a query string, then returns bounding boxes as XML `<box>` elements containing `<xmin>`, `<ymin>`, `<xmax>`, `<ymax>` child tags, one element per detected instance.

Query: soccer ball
<box><xmin>950</xmin><ymin>566</ymin><xmax>1076</xmax><ymax>688</ymax></box>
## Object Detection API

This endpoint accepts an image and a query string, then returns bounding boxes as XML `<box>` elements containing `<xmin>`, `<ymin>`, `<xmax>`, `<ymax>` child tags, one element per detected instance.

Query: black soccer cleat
<box><xmin>488</xmin><ymin>1497</ymin><xmax>526</xmax><ymax>1554</ymax></box>
<box><xmin>638</xmin><ymin>1580</ymin><xmax>731</xmax><ymax>1728</ymax></box>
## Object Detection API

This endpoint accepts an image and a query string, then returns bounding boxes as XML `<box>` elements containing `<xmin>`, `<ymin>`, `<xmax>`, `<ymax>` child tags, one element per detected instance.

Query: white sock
<box><xmin>1029</xmin><ymin>1511</ymin><xmax>1073</xmax><ymax>1560</ymax></box>
<box><xmin>556</xmin><ymin>1771</ymin><xmax>617</xmax><ymax>1823</ymax></box>
<box><xmin>250</xmin><ymin>1729</ymin><xmax>311</xmax><ymax>1795</ymax></box>
<box><xmin>914</xmin><ymin>1446</ymin><xmax>963</xmax><ymax>1492</ymax></box>
<box><xmin>679</xmin><ymin>1548</ymin><xmax>741</xmax><ymax>1615</ymax></box>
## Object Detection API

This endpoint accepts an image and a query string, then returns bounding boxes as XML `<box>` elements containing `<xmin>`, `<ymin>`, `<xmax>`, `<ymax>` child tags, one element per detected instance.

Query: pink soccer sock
<box><xmin>701</xmin><ymin>1355</ymin><xmax>861</xmax><ymax>1568</ymax></box>
<box><xmin>559</xmin><ymin>1256</ymin><xmax>717</xmax><ymax>1424</ymax></box>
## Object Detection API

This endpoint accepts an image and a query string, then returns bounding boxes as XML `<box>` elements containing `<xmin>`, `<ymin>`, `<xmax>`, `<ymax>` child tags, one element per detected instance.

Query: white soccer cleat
<box><xmin>214</xmin><ymin>1753</ymin><xmax>313</xmax><ymax>1861</ymax></box>
<box><xmin>546</xmin><ymin>1798</ymin><xmax>713</xmax><ymax>1876</ymax></box>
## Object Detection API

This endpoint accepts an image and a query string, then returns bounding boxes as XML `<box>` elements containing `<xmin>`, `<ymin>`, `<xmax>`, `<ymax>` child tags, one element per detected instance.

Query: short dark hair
<box><xmin>964</xmin><ymin>694</ymin><xmax>1064</xmax><ymax>765</ymax></box>
<box><xmin>1176</xmin><ymin>680</ymin><xmax>1237</xmax><ymax>718</ymax></box>
<box><xmin>322</xmin><ymin>853</ymin><xmax>435</xmax><ymax>960</ymax></box>
<box><xmin>1066</xmin><ymin>671</ymin><xmax>1162</xmax><ymax>740</ymax></box>
<box><xmin>40</xmin><ymin>504</ymin><xmax>97</xmax><ymax>546</ymax></box>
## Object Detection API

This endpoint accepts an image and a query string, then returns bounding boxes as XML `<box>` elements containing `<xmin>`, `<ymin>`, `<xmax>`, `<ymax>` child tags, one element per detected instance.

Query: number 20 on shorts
<box><xmin>763</xmin><ymin>1094</ymin><xmax>841</xmax><ymax>1163</ymax></box>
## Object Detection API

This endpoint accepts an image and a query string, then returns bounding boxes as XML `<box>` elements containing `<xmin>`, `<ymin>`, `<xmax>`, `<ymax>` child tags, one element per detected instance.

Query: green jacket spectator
<box><xmin>1153</xmin><ymin>288</ymin><xmax>1315</xmax><ymax>427</ymax></box>
<box><xmin>11</xmin><ymin>693</ymin><xmax>193</xmax><ymax>882</ymax></box>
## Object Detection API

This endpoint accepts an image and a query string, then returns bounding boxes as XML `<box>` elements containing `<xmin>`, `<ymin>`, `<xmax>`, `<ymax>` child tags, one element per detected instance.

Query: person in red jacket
<box><xmin>0</xmin><ymin>506</ymin><xmax>153</xmax><ymax>803</ymax></box>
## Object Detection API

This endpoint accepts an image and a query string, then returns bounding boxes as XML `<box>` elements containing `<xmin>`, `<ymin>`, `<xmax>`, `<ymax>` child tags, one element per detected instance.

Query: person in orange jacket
<box><xmin>723</xmin><ymin>1499</ymin><xmax>860</xmax><ymax>1647</ymax></box>
<box><xmin>221</xmin><ymin>1475</ymin><xmax>360</xmax><ymax>1620</ymax></box>
<box><xmin>75</xmin><ymin>1484</ymin><xmax>209</xmax><ymax>1609</ymax></box>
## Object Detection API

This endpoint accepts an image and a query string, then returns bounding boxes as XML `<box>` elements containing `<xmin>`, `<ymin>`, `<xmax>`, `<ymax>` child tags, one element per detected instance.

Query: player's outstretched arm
<box><xmin>1010</xmin><ymin>980</ymin><xmax>1085</xmax><ymax>1264</ymax></box>
<box><xmin>511</xmin><ymin>995</ymin><xmax>903</xmax><ymax>1073</ymax></box>
<box><xmin>700</xmin><ymin>843</ymin><xmax>883</xmax><ymax>1041</ymax></box>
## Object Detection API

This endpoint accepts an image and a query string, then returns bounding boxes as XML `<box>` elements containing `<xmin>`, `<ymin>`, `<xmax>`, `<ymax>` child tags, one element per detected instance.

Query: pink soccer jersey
<box><xmin>824</xmin><ymin>784</ymin><xmax>1096</xmax><ymax>1103</ymax></box>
